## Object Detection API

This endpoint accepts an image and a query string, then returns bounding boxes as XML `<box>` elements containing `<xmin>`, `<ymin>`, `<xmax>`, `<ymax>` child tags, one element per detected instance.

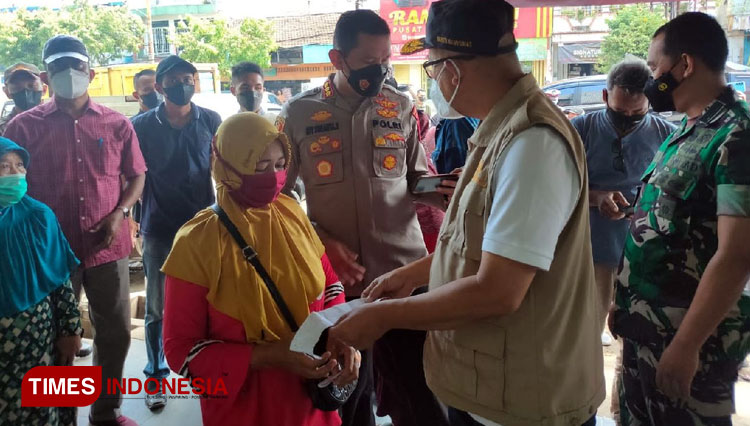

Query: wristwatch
<box><xmin>118</xmin><ymin>206</ymin><xmax>131</xmax><ymax>218</ymax></box>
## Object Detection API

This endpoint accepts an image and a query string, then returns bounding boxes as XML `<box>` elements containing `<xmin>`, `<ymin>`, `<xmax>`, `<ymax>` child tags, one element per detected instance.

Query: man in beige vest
<box><xmin>329</xmin><ymin>1</ymin><xmax>605</xmax><ymax>425</ymax></box>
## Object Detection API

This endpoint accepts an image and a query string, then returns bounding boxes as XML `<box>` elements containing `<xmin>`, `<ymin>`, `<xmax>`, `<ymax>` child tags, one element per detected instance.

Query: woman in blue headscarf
<box><xmin>0</xmin><ymin>136</ymin><xmax>83</xmax><ymax>426</ymax></box>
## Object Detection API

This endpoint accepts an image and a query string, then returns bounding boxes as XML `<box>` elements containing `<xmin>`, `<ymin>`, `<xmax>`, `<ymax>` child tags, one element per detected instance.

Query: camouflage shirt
<box><xmin>613</xmin><ymin>87</ymin><xmax>750</xmax><ymax>365</ymax></box>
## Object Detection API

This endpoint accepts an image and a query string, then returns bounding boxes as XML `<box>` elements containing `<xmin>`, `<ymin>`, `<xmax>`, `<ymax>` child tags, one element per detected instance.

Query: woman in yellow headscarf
<box><xmin>162</xmin><ymin>113</ymin><xmax>358</xmax><ymax>426</ymax></box>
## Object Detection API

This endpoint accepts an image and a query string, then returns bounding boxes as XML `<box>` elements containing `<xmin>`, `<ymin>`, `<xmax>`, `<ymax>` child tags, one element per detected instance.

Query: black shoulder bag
<box><xmin>210</xmin><ymin>204</ymin><xmax>356</xmax><ymax>411</ymax></box>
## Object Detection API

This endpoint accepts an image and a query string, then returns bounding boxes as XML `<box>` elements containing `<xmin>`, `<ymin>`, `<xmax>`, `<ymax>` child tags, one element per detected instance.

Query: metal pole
<box><xmin>146</xmin><ymin>0</ymin><xmax>155</xmax><ymax>62</ymax></box>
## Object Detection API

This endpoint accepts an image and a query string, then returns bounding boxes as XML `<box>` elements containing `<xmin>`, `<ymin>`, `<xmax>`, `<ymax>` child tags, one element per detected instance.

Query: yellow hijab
<box><xmin>162</xmin><ymin>112</ymin><xmax>325</xmax><ymax>343</ymax></box>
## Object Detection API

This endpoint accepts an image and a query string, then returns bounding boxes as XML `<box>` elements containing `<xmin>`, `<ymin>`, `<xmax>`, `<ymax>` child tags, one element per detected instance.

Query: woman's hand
<box><xmin>55</xmin><ymin>335</ymin><xmax>82</xmax><ymax>366</ymax></box>
<box><xmin>253</xmin><ymin>338</ymin><xmax>338</xmax><ymax>380</ymax></box>
<box><xmin>280</xmin><ymin>350</ymin><xmax>339</xmax><ymax>380</ymax></box>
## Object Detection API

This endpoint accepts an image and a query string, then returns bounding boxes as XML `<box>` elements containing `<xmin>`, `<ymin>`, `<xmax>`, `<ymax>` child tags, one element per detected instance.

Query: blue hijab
<box><xmin>0</xmin><ymin>137</ymin><xmax>80</xmax><ymax>317</ymax></box>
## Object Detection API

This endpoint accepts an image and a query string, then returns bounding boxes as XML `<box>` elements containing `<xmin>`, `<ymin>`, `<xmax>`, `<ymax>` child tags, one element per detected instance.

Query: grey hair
<box><xmin>606</xmin><ymin>58</ymin><xmax>652</xmax><ymax>93</ymax></box>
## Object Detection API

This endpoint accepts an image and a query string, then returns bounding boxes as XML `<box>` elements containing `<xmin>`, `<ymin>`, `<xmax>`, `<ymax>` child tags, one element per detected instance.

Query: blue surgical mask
<box><xmin>0</xmin><ymin>174</ymin><xmax>28</xmax><ymax>207</ymax></box>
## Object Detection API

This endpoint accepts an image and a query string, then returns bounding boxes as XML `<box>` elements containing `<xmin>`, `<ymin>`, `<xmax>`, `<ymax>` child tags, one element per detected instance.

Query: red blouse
<box><xmin>163</xmin><ymin>254</ymin><xmax>346</xmax><ymax>426</ymax></box>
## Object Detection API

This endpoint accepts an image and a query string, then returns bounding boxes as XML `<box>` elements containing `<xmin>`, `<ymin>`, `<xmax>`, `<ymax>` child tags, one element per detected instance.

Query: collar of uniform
<box><xmin>469</xmin><ymin>74</ymin><xmax>538</xmax><ymax>147</ymax></box>
<box><xmin>155</xmin><ymin>102</ymin><xmax>200</xmax><ymax>125</ymax></box>
<box><xmin>669</xmin><ymin>86</ymin><xmax>736</xmax><ymax>146</ymax></box>
<box><xmin>41</xmin><ymin>96</ymin><xmax>103</xmax><ymax>117</ymax></box>
<box><xmin>699</xmin><ymin>85</ymin><xmax>736</xmax><ymax>126</ymax></box>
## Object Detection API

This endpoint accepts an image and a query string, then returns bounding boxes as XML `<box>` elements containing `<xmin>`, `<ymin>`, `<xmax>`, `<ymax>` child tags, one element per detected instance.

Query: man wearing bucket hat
<box><xmin>329</xmin><ymin>1</ymin><xmax>605</xmax><ymax>425</ymax></box>
<box><xmin>0</xmin><ymin>63</ymin><xmax>46</xmax><ymax>135</ymax></box>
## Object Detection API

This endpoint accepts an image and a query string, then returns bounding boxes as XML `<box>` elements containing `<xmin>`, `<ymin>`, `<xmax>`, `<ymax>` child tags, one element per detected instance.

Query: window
<box><xmin>557</xmin><ymin>86</ymin><xmax>577</xmax><ymax>107</ymax></box>
<box><xmin>579</xmin><ymin>83</ymin><xmax>606</xmax><ymax>105</ymax></box>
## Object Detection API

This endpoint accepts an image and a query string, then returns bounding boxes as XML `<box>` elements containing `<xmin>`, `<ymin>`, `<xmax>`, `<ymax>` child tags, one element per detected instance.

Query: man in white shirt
<box><xmin>328</xmin><ymin>1</ymin><xmax>604</xmax><ymax>425</ymax></box>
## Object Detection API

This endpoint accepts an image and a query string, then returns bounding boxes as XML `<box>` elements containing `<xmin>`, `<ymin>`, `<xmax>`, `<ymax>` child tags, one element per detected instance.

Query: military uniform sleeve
<box><xmin>714</xmin><ymin>127</ymin><xmax>750</xmax><ymax>217</ymax></box>
<box><xmin>278</xmin><ymin>102</ymin><xmax>301</xmax><ymax>197</ymax></box>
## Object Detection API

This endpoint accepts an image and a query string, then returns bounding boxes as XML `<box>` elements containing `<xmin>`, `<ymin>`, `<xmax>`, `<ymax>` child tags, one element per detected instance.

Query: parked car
<box><xmin>543</xmin><ymin>75</ymin><xmax>607</xmax><ymax>114</ymax></box>
<box><xmin>192</xmin><ymin>91</ymin><xmax>283</xmax><ymax>121</ymax></box>
<box><xmin>2</xmin><ymin>100</ymin><xmax>14</xmax><ymax>120</ymax></box>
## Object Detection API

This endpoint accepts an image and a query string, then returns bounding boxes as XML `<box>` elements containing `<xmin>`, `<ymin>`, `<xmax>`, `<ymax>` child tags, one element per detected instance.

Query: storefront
<box><xmin>555</xmin><ymin>41</ymin><xmax>602</xmax><ymax>78</ymax></box>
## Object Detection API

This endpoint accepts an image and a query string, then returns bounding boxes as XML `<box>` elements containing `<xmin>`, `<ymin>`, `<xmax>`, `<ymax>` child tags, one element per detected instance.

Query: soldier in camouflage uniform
<box><xmin>611</xmin><ymin>13</ymin><xmax>750</xmax><ymax>426</ymax></box>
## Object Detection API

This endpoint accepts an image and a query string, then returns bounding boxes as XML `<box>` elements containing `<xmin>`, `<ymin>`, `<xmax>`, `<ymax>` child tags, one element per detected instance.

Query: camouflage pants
<box><xmin>618</xmin><ymin>339</ymin><xmax>735</xmax><ymax>426</ymax></box>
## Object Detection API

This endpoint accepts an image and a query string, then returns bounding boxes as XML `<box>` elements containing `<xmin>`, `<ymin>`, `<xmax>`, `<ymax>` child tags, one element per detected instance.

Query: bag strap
<box><xmin>210</xmin><ymin>204</ymin><xmax>299</xmax><ymax>332</ymax></box>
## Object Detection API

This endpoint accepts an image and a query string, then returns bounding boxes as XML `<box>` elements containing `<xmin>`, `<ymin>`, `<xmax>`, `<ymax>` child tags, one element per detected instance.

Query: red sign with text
<box><xmin>22</xmin><ymin>366</ymin><xmax>102</xmax><ymax>407</ymax></box>
<box><xmin>380</xmin><ymin>0</ymin><xmax>552</xmax><ymax>61</ymax></box>
<box><xmin>22</xmin><ymin>366</ymin><xmax>229</xmax><ymax>407</ymax></box>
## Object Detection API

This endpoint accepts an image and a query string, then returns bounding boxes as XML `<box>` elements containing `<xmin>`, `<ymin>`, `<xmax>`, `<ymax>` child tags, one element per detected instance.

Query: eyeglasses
<box><xmin>422</xmin><ymin>55</ymin><xmax>476</xmax><ymax>79</ymax></box>
<box><xmin>611</xmin><ymin>137</ymin><xmax>626</xmax><ymax>173</ymax></box>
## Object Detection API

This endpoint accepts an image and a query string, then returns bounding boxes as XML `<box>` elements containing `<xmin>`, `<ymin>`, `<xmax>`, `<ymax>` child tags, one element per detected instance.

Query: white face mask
<box><xmin>50</xmin><ymin>68</ymin><xmax>90</xmax><ymax>99</ymax></box>
<box><xmin>430</xmin><ymin>60</ymin><xmax>463</xmax><ymax>119</ymax></box>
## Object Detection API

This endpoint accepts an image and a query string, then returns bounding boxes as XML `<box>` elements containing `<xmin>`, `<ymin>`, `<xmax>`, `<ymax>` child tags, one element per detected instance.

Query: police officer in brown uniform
<box><xmin>279</xmin><ymin>9</ymin><xmax>449</xmax><ymax>426</ymax></box>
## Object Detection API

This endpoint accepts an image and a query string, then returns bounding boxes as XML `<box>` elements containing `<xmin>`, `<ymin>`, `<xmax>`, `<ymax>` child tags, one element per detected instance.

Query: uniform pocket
<box><xmin>302</xmin><ymin>134</ymin><xmax>344</xmax><ymax>185</ymax></box>
<box><xmin>650</xmin><ymin>168</ymin><xmax>698</xmax><ymax>221</ymax></box>
<box><xmin>372</xmin><ymin>131</ymin><xmax>406</xmax><ymax>178</ymax></box>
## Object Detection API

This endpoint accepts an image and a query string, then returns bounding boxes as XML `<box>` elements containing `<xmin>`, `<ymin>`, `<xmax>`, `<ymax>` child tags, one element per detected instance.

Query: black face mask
<box><xmin>644</xmin><ymin>61</ymin><xmax>683</xmax><ymax>112</ymax></box>
<box><xmin>237</xmin><ymin>90</ymin><xmax>263</xmax><ymax>112</ymax></box>
<box><xmin>140</xmin><ymin>91</ymin><xmax>163</xmax><ymax>110</ymax></box>
<box><xmin>11</xmin><ymin>89</ymin><xmax>42</xmax><ymax>111</ymax></box>
<box><xmin>344</xmin><ymin>61</ymin><xmax>388</xmax><ymax>97</ymax></box>
<box><xmin>607</xmin><ymin>108</ymin><xmax>645</xmax><ymax>134</ymax></box>
<box><xmin>163</xmin><ymin>83</ymin><xmax>195</xmax><ymax>106</ymax></box>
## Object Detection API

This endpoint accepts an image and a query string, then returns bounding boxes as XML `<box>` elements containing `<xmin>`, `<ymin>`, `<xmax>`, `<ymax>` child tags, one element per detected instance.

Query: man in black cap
<box><xmin>131</xmin><ymin>55</ymin><xmax>220</xmax><ymax>411</ymax></box>
<box><xmin>5</xmin><ymin>34</ymin><xmax>146</xmax><ymax>426</ymax></box>
<box><xmin>329</xmin><ymin>1</ymin><xmax>604</xmax><ymax>425</ymax></box>
<box><xmin>0</xmin><ymin>62</ymin><xmax>46</xmax><ymax>135</ymax></box>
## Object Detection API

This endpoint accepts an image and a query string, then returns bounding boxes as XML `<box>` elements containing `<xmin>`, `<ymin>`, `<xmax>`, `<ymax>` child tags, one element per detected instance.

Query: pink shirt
<box><xmin>4</xmin><ymin>98</ymin><xmax>147</xmax><ymax>268</ymax></box>
<box><xmin>164</xmin><ymin>254</ymin><xmax>346</xmax><ymax>426</ymax></box>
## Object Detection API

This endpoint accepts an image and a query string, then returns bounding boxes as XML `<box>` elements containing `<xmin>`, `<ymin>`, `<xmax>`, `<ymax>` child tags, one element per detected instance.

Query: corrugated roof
<box><xmin>269</xmin><ymin>13</ymin><xmax>341</xmax><ymax>48</ymax></box>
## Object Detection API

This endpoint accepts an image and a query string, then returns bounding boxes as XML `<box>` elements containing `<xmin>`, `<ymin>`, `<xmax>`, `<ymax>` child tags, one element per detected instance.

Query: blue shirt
<box><xmin>573</xmin><ymin>110</ymin><xmax>676</xmax><ymax>266</ymax></box>
<box><xmin>131</xmin><ymin>103</ymin><xmax>221</xmax><ymax>240</ymax></box>
<box><xmin>432</xmin><ymin>117</ymin><xmax>480</xmax><ymax>174</ymax></box>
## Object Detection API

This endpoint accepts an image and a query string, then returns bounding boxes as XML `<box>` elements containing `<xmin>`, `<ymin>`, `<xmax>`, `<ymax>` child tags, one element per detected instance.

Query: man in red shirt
<box><xmin>5</xmin><ymin>35</ymin><xmax>146</xmax><ymax>426</ymax></box>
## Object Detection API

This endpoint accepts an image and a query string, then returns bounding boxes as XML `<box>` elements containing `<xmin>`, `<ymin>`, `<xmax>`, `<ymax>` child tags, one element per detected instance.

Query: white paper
<box><xmin>290</xmin><ymin>299</ymin><xmax>365</xmax><ymax>356</ymax></box>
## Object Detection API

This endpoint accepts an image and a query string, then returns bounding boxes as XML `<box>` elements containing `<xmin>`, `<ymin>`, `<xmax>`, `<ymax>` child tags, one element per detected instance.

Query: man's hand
<box><xmin>55</xmin><ymin>335</ymin><xmax>82</xmax><ymax>366</ymax></box>
<box><xmin>333</xmin><ymin>346</ymin><xmax>361</xmax><ymax>386</ymax></box>
<box><xmin>436</xmin><ymin>168</ymin><xmax>462</xmax><ymax>206</ymax></box>
<box><xmin>362</xmin><ymin>267</ymin><xmax>419</xmax><ymax>302</ymax></box>
<box><xmin>328</xmin><ymin>303</ymin><xmax>388</xmax><ymax>351</ymax></box>
<box><xmin>324</xmin><ymin>238</ymin><xmax>365</xmax><ymax>287</ymax></box>
<box><xmin>90</xmin><ymin>210</ymin><xmax>125</xmax><ymax>252</ymax></box>
<box><xmin>656</xmin><ymin>341</ymin><xmax>699</xmax><ymax>400</ymax></box>
<box><xmin>591</xmin><ymin>190</ymin><xmax>630</xmax><ymax>220</ymax></box>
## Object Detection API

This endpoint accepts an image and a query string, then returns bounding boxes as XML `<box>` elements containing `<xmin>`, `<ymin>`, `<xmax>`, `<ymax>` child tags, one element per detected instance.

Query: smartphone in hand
<box><xmin>413</xmin><ymin>174</ymin><xmax>459</xmax><ymax>194</ymax></box>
